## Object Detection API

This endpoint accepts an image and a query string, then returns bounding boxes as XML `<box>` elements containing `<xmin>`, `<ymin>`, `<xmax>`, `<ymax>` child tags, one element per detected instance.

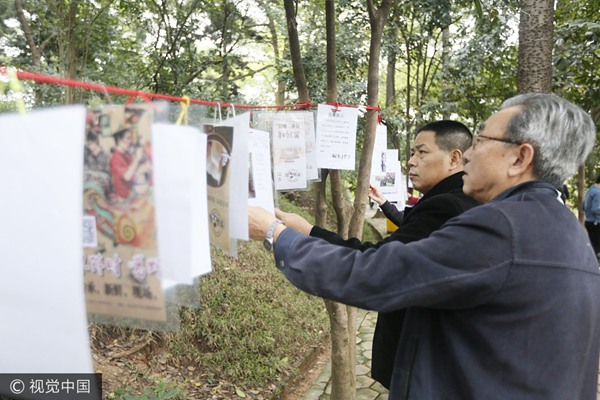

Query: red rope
<box><xmin>2</xmin><ymin>67</ymin><xmax>382</xmax><ymax>115</ymax></box>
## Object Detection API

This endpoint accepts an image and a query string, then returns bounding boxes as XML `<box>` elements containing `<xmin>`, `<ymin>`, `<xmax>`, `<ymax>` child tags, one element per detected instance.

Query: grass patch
<box><xmin>165</xmin><ymin>241</ymin><xmax>329</xmax><ymax>388</ymax></box>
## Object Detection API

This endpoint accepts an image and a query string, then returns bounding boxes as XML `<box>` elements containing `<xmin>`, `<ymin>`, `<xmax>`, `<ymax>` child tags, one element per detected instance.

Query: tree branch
<box><xmin>14</xmin><ymin>0</ymin><xmax>41</xmax><ymax>66</ymax></box>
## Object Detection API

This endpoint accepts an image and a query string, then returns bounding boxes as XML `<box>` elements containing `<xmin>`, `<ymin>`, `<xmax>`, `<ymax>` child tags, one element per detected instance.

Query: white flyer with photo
<box><xmin>375</xmin><ymin>149</ymin><xmax>399</xmax><ymax>195</ymax></box>
<box><xmin>370</xmin><ymin>123</ymin><xmax>388</xmax><ymax>183</ymax></box>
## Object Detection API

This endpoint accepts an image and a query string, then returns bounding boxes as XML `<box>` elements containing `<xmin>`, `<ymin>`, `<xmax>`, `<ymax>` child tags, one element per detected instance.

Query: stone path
<box><xmin>302</xmin><ymin>309</ymin><xmax>389</xmax><ymax>400</ymax></box>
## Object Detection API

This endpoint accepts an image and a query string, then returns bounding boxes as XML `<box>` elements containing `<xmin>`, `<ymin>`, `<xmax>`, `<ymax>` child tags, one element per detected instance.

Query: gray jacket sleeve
<box><xmin>273</xmin><ymin>205</ymin><xmax>512</xmax><ymax>313</ymax></box>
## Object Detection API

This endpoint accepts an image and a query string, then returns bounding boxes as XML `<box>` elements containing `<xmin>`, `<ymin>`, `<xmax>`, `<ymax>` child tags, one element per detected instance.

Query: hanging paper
<box><xmin>0</xmin><ymin>106</ymin><xmax>93</xmax><ymax>373</ymax></box>
<box><xmin>252</xmin><ymin>111</ymin><xmax>276</xmax><ymax>133</ymax></box>
<box><xmin>299</xmin><ymin>111</ymin><xmax>318</xmax><ymax>181</ymax></box>
<box><xmin>272</xmin><ymin>112</ymin><xmax>308</xmax><ymax>191</ymax></box>
<box><xmin>381</xmin><ymin>158</ymin><xmax>406</xmax><ymax>204</ymax></box>
<box><xmin>371</xmin><ymin>149</ymin><xmax>399</xmax><ymax>194</ymax></box>
<box><xmin>386</xmin><ymin>167</ymin><xmax>408</xmax><ymax>205</ymax></box>
<box><xmin>152</xmin><ymin>123</ymin><xmax>211</xmax><ymax>287</ymax></box>
<box><xmin>83</xmin><ymin>104</ymin><xmax>167</xmax><ymax>322</ymax></box>
<box><xmin>315</xmin><ymin>104</ymin><xmax>359</xmax><ymax>170</ymax></box>
<box><xmin>370</xmin><ymin>124</ymin><xmax>388</xmax><ymax>181</ymax></box>
<box><xmin>248</xmin><ymin>129</ymin><xmax>275</xmax><ymax>214</ymax></box>
<box><xmin>218</xmin><ymin>112</ymin><xmax>250</xmax><ymax>242</ymax></box>
<box><xmin>205</xmin><ymin>124</ymin><xmax>236</xmax><ymax>254</ymax></box>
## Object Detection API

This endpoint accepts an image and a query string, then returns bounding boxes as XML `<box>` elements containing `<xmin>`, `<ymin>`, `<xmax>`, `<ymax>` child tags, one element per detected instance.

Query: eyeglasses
<box><xmin>472</xmin><ymin>134</ymin><xmax>523</xmax><ymax>149</ymax></box>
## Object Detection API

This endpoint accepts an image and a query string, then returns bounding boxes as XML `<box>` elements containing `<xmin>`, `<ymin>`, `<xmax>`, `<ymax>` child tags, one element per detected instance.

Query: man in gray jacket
<box><xmin>249</xmin><ymin>93</ymin><xmax>599</xmax><ymax>399</ymax></box>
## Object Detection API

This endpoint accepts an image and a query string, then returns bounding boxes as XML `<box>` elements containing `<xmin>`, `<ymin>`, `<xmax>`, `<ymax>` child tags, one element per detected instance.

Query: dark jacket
<box><xmin>310</xmin><ymin>172</ymin><xmax>480</xmax><ymax>388</ymax></box>
<box><xmin>275</xmin><ymin>181</ymin><xmax>600</xmax><ymax>399</ymax></box>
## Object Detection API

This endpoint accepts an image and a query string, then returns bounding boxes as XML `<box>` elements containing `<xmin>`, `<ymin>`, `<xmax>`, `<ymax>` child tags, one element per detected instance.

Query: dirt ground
<box><xmin>92</xmin><ymin>331</ymin><xmax>331</xmax><ymax>400</ymax></box>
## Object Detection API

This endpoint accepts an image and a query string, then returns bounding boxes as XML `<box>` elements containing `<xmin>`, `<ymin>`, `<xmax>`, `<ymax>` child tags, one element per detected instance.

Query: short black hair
<box><xmin>113</xmin><ymin>128</ymin><xmax>130</xmax><ymax>145</ymax></box>
<box><xmin>416</xmin><ymin>120</ymin><xmax>473</xmax><ymax>153</ymax></box>
<box><xmin>595</xmin><ymin>174</ymin><xmax>600</xmax><ymax>184</ymax></box>
<box><xmin>86</xmin><ymin>131</ymin><xmax>99</xmax><ymax>143</ymax></box>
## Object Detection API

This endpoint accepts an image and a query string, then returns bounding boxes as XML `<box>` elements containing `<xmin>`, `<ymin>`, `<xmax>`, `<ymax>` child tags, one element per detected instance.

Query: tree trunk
<box><xmin>401</xmin><ymin>16</ymin><xmax>414</xmax><ymax>176</ymax></box>
<box><xmin>441</xmin><ymin>25</ymin><xmax>450</xmax><ymax>119</ymax></box>
<box><xmin>65</xmin><ymin>1</ymin><xmax>79</xmax><ymax>105</ymax></box>
<box><xmin>353</xmin><ymin>0</ymin><xmax>392</xmax><ymax>239</ymax></box>
<box><xmin>262</xmin><ymin>0</ymin><xmax>286</xmax><ymax>105</ymax></box>
<box><xmin>15</xmin><ymin>0</ymin><xmax>44</xmax><ymax>103</ymax></box>
<box><xmin>324</xmin><ymin>1</ymin><xmax>356</xmax><ymax>398</ymax></box>
<box><xmin>281</xmin><ymin>5</ymin><xmax>352</xmax><ymax>397</ymax></box>
<box><xmin>385</xmin><ymin>26</ymin><xmax>397</xmax><ymax>108</ymax></box>
<box><xmin>517</xmin><ymin>0</ymin><xmax>554</xmax><ymax>93</ymax></box>
<box><xmin>577</xmin><ymin>165</ymin><xmax>585</xmax><ymax>223</ymax></box>
<box><xmin>315</xmin><ymin>169</ymin><xmax>329</xmax><ymax>227</ymax></box>
<box><xmin>283</xmin><ymin>0</ymin><xmax>309</xmax><ymax>102</ymax></box>
<box><xmin>15</xmin><ymin>0</ymin><xmax>41</xmax><ymax>68</ymax></box>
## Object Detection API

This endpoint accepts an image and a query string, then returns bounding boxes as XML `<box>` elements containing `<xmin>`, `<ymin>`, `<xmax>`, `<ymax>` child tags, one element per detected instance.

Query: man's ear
<box><xmin>449</xmin><ymin>149</ymin><xmax>463</xmax><ymax>169</ymax></box>
<box><xmin>508</xmin><ymin>143</ymin><xmax>535</xmax><ymax>177</ymax></box>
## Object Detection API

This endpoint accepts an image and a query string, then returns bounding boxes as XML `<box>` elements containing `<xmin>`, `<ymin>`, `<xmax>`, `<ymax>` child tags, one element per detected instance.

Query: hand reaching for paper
<box><xmin>248</xmin><ymin>206</ymin><xmax>278</xmax><ymax>240</ymax></box>
<box><xmin>275</xmin><ymin>209</ymin><xmax>313</xmax><ymax>235</ymax></box>
<box><xmin>368</xmin><ymin>183</ymin><xmax>387</xmax><ymax>206</ymax></box>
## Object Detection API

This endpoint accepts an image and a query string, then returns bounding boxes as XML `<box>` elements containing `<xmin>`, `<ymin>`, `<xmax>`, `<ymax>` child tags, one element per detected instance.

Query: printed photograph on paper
<box><xmin>204</xmin><ymin>124</ymin><xmax>234</xmax><ymax>253</ymax></box>
<box><xmin>83</xmin><ymin>104</ymin><xmax>166</xmax><ymax>322</ymax></box>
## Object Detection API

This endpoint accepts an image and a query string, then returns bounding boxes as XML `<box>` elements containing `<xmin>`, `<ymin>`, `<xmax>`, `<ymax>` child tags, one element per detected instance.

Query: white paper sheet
<box><xmin>300</xmin><ymin>111</ymin><xmax>319</xmax><ymax>180</ymax></box>
<box><xmin>152</xmin><ymin>123</ymin><xmax>211</xmax><ymax>286</ymax></box>
<box><xmin>315</xmin><ymin>104</ymin><xmax>359</xmax><ymax>170</ymax></box>
<box><xmin>272</xmin><ymin>112</ymin><xmax>308</xmax><ymax>191</ymax></box>
<box><xmin>374</xmin><ymin>149</ymin><xmax>399</xmax><ymax>195</ymax></box>
<box><xmin>390</xmin><ymin>169</ymin><xmax>408</xmax><ymax>205</ymax></box>
<box><xmin>370</xmin><ymin>124</ymin><xmax>388</xmax><ymax>179</ymax></box>
<box><xmin>219</xmin><ymin>112</ymin><xmax>250</xmax><ymax>240</ymax></box>
<box><xmin>0</xmin><ymin>106</ymin><xmax>93</xmax><ymax>373</ymax></box>
<box><xmin>191</xmin><ymin>131</ymin><xmax>211</xmax><ymax>277</ymax></box>
<box><xmin>248</xmin><ymin>129</ymin><xmax>275</xmax><ymax>214</ymax></box>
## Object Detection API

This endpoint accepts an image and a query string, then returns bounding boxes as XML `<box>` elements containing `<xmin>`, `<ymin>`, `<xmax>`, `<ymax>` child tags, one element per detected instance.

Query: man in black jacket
<box><xmin>275</xmin><ymin>120</ymin><xmax>480</xmax><ymax>388</ymax></box>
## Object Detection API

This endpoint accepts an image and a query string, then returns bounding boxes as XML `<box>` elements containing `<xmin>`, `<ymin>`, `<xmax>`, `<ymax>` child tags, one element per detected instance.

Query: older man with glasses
<box><xmin>249</xmin><ymin>93</ymin><xmax>600</xmax><ymax>399</ymax></box>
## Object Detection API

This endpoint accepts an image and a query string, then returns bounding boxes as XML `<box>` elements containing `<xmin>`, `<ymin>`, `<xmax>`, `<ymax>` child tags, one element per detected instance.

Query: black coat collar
<box><xmin>416</xmin><ymin>171</ymin><xmax>466</xmax><ymax>203</ymax></box>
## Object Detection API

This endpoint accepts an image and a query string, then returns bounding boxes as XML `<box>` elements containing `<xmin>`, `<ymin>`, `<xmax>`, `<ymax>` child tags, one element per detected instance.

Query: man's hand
<box><xmin>248</xmin><ymin>206</ymin><xmax>277</xmax><ymax>240</ymax></box>
<box><xmin>369</xmin><ymin>183</ymin><xmax>387</xmax><ymax>206</ymax></box>
<box><xmin>275</xmin><ymin>209</ymin><xmax>313</xmax><ymax>235</ymax></box>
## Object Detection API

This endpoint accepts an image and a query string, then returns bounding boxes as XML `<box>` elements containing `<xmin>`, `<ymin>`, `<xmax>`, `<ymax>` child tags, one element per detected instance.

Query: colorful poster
<box><xmin>272</xmin><ymin>112</ymin><xmax>308</xmax><ymax>191</ymax></box>
<box><xmin>83</xmin><ymin>104</ymin><xmax>166</xmax><ymax>322</ymax></box>
<box><xmin>205</xmin><ymin>124</ymin><xmax>235</xmax><ymax>254</ymax></box>
<box><xmin>315</xmin><ymin>104</ymin><xmax>359</xmax><ymax>170</ymax></box>
<box><xmin>0</xmin><ymin>106</ymin><xmax>93</xmax><ymax>373</ymax></box>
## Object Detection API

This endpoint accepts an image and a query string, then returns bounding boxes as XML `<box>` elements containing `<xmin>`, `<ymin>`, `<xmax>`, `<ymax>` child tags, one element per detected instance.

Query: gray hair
<box><xmin>501</xmin><ymin>93</ymin><xmax>596</xmax><ymax>188</ymax></box>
